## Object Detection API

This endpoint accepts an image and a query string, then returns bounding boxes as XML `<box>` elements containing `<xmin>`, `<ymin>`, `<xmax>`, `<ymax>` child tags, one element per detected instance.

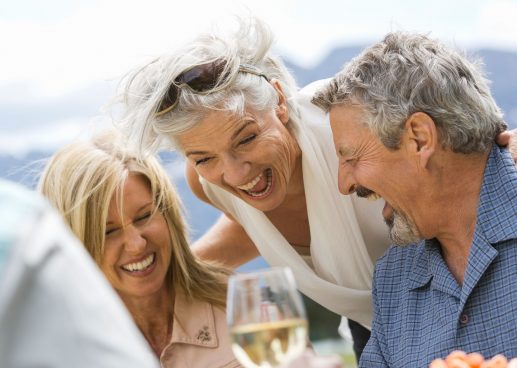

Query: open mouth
<box><xmin>355</xmin><ymin>186</ymin><xmax>393</xmax><ymax>221</ymax></box>
<box><xmin>121</xmin><ymin>253</ymin><xmax>156</xmax><ymax>273</ymax></box>
<box><xmin>366</xmin><ymin>192</ymin><xmax>382</xmax><ymax>201</ymax></box>
<box><xmin>356</xmin><ymin>186</ymin><xmax>382</xmax><ymax>201</ymax></box>
<box><xmin>236</xmin><ymin>168</ymin><xmax>273</xmax><ymax>198</ymax></box>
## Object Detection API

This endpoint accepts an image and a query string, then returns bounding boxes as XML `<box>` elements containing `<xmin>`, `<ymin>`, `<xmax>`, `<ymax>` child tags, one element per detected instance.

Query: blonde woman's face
<box><xmin>177</xmin><ymin>106</ymin><xmax>301</xmax><ymax>213</ymax></box>
<box><xmin>102</xmin><ymin>174</ymin><xmax>172</xmax><ymax>300</ymax></box>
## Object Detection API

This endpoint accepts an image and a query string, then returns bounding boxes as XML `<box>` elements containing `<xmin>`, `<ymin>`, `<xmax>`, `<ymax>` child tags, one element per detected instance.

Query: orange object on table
<box><xmin>430</xmin><ymin>351</ymin><xmax>517</xmax><ymax>368</ymax></box>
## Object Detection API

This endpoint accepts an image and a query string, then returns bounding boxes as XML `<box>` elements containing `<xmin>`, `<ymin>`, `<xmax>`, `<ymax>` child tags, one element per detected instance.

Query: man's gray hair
<box><xmin>116</xmin><ymin>16</ymin><xmax>301</xmax><ymax>155</ymax></box>
<box><xmin>313</xmin><ymin>32</ymin><xmax>506</xmax><ymax>153</ymax></box>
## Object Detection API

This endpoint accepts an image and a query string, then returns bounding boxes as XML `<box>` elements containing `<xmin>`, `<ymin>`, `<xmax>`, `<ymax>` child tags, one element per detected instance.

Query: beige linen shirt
<box><xmin>160</xmin><ymin>292</ymin><xmax>241</xmax><ymax>368</ymax></box>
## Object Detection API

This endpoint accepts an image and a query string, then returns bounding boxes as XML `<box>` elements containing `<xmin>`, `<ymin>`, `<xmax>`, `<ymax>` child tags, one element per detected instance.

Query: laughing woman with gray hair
<box><xmin>117</xmin><ymin>17</ymin><xmax>390</xmax><ymax>360</ymax></box>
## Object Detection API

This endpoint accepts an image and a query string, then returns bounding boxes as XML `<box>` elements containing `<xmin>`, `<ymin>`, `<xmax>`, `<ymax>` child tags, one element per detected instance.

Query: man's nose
<box><xmin>337</xmin><ymin>164</ymin><xmax>357</xmax><ymax>195</ymax></box>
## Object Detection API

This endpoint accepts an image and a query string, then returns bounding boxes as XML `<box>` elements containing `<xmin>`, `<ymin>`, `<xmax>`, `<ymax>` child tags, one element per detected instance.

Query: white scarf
<box><xmin>200</xmin><ymin>81</ymin><xmax>390</xmax><ymax>328</ymax></box>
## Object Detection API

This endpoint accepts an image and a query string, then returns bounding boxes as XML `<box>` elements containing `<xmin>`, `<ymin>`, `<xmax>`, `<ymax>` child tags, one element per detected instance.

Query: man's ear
<box><xmin>404</xmin><ymin>112</ymin><xmax>437</xmax><ymax>168</ymax></box>
<box><xmin>270</xmin><ymin>79</ymin><xmax>289</xmax><ymax>124</ymax></box>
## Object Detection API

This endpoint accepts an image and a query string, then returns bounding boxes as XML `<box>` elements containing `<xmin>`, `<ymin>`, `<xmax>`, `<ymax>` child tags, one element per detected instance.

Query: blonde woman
<box><xmin>38</xmin><ymin>130</ymin><xmax>240</xmax><ymax>368</ymax></box>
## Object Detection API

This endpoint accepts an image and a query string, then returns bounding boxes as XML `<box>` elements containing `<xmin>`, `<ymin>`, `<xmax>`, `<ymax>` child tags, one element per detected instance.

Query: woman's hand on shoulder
<box><xmin>495</xmin><ymin>128</ymin><xmax>517</xmax><ymax>163</ymax></box>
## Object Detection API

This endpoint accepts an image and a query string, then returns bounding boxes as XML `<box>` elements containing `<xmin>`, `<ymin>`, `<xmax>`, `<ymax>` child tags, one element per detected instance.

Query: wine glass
<box><xmin>227</xmin><ymin>267</ymin><xmax>308</xmax><ymax>368</ymax></box>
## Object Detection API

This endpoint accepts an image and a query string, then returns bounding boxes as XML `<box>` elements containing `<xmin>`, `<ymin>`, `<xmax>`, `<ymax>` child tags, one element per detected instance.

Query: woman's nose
<box><xmin>123</xmin><ymin>225</ymin><xmax>146</xmax><ymax>252</ymax></box>
<box><xmin>221</xmin><ymin>155</ymin><xmax>251</xmax><ymax>186</ymax></box>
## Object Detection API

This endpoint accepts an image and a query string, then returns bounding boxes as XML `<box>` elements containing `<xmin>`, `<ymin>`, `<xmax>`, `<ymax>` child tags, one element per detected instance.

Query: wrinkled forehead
<box><xmin>328</xmin><ymin>104</ymin><xmax>374</xmax><ymax>147</ymax></box>
<box><xmin>174</xmin><ymin>107</ymin><xmax>261</xmax><ymax>152</ymax></box>
<box><xmin>329</xmin><ymin>102</ymin><xmax>370</xmax><ymax>128</ymax></box>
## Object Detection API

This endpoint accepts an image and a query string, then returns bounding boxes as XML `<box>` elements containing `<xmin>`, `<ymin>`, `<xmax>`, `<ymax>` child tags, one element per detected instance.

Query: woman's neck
<box><xmin>121</xmin><ymin>287</ymin><xmax>174</xmax><ymax>358</ymax></box>
<box><xmin>284</xmin><ymin>153</ymin><xmax>305</xmax><ymax>203</ymax></box>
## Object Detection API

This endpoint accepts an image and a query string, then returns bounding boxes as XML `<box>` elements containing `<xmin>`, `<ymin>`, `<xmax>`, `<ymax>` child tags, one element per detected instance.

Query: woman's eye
<box><xmin>195</xmin><ymin>157</ymin><xmax>211</xmax><ymax>166</ymax></box>
<box><xmin>239</xmin><ymin>134</ymin><xmax>256</xmax><ymax>145</ymax></box>
<box><xmin>105</xmin><ymin>228</ymin><xmax>118</xmax><ymax>236</ymax></box>
<box><xmin>136</xmin><ymin>213</ymin><xmax>151</xmax><ymax>223</ymax></box>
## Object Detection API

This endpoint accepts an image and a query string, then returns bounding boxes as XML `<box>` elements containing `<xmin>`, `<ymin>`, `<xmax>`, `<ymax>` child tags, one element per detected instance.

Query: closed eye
<box><xmin>195</xmin><ymin>157</ymin><xmax>212</xmax><ymax>166</ymax></box>
<box><xmin>135</xmin><ymin>212</ymin><xmax>151</xmax><ymax>223</ymax></box>
<box><xmin>342</xmin><ymin>157</ymin><xmax>357</xmax><ymax>166</ymax></box>
<box><xmin>239</xmin><ymin>134</ymin><xmax>256</xmax><ymax>146</ymax></box>
<box><xmin>105</xmin><ymin>227</ymin><xmax>119</xmax><ymax>236</ymax></box>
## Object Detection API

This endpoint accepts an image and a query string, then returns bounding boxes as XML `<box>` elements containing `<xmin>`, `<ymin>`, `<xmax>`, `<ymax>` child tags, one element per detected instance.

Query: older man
<box><xmin>313</xmin><ymin>32</ymin><xmax>517</xmax><ymax>366</ymax></box>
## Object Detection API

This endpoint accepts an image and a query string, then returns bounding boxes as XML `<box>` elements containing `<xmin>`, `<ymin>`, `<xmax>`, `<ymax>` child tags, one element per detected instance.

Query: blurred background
<box><xmin>1</xmin><ymin>0</ymin><xmax>516</xmax><ymax>365</ymax></box>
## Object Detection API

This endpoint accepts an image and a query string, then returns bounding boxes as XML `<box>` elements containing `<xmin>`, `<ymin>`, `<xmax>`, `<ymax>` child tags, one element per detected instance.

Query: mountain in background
<box><xmin>1</xmin><ymin>45</ymin><xmax>516</xmax><ymax>341</ymax></box>
<box><xmin>1</xmin><ymin>45</ymin><xmax>516</xmax><ymax>241</ymax></box>
<box><xmin>286</xmin><ymin>46</ymin><xmax>517</xmax><ymax>128</ymax></box>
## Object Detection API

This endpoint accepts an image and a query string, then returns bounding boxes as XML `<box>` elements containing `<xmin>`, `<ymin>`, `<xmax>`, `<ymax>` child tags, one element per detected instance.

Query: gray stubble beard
<box><xmin>385</xmin><ymin>210</ymin><xmax>422</xmax><ymax>247</ymax></box>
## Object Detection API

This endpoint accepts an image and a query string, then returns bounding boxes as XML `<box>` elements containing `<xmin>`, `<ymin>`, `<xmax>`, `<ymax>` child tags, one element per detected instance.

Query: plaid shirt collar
<box><xmin>407</xmin><ymin>145</ymin><xmax>517</xmax><ymax>292</ymax></box>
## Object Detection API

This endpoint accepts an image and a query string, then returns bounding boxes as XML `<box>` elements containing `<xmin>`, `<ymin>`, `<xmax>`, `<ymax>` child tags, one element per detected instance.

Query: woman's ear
<box><xmin>404</xmin><ymin>112</ymin><xmax>437</xmax><ymax>169</ymax></box>
<box><xmin>270</xmin><ymin>79</ymin><xmax>289</xmax><ymax>124</ymax></box>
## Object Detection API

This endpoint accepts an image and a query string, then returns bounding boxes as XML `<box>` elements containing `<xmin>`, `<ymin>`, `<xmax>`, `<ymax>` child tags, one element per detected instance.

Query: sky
<box><xmin>1</xmin><ymin>0</ymin><xmax>517</xmax><ymax>156</ymax></box>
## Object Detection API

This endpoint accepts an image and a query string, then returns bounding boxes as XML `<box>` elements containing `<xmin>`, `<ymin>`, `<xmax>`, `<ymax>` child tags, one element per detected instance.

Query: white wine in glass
<box><xmin>227</xmin><ymin>267</ymin><xmax>308</xmax><ymax>368</ymax></box>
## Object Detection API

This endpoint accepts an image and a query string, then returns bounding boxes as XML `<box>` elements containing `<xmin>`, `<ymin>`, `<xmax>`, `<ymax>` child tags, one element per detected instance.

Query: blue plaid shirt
<box><xmin>360</xmin><ymin>146</ymin><xmax>517</xmax><ymax>367</ymax></box>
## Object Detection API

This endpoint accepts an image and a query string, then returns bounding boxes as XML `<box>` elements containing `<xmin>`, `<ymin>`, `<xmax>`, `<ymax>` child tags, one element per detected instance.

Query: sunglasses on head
<box><xmin>155</xmin><ymin>60</ymin><xmax>270</xmax><ymax>117</ymax></box>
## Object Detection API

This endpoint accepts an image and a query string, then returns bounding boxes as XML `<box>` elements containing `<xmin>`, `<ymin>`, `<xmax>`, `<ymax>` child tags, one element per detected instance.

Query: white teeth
<box><xmin>122</xmin><ymin>253</ymin><xmax>155</xmax><ymax>272</ymax></box>
<box><xmin>367</xmin><ymin>193</ymin><xmax>382</xmax><ymax>201</ymax></box>
<box><xmin>247</xmin><ymin>170</ymin><xmax>272</xmax><ymax>197</ymax></box>
<box><xmin>237</xmin><ymin>173</ymin><xmax>263</xmax><ymax>191</ymax></box>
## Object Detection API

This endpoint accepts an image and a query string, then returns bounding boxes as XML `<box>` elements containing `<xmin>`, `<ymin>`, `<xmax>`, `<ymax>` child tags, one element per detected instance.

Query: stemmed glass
<box><xmin>227</xmin><ymin>267</ymin><xmax>308</xmax><ymax>368</ymax></box>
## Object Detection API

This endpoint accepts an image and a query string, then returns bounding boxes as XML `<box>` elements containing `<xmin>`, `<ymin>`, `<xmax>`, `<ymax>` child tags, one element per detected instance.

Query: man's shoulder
<box><xmin>374</xmin><ymin>242</ymin><xmax>425</xmax><ymax>290</ymax></box>
<box><xmin>376</xmin><ymin>242</ymin><xmax>424</xmax><ymax>269</ymax></box>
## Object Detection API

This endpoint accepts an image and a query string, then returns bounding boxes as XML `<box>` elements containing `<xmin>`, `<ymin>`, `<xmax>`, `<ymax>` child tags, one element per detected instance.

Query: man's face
<box><xmin>329</xmin><ymin>104</ymin><xmax>422</xmax><ymax>246</ymax></box>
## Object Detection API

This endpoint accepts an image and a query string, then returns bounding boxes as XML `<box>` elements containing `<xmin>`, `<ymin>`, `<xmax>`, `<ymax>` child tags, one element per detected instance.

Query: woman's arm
<box><xmin>186</xmin><ymin>163</ymin><xmax>260</xmax><ymax>268</ymax></box>
<box><xmin>192</xmin><ymin>213</ymin><xmax>260</xmax><ymax>268</ymax></box>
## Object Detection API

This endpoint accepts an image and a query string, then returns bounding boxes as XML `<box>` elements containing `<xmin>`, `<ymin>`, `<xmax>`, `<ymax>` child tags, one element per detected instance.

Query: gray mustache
<box><xmin>355</xmin><ymin>186</ymin><xmax>375</xmax><ymax>198</ymax></box>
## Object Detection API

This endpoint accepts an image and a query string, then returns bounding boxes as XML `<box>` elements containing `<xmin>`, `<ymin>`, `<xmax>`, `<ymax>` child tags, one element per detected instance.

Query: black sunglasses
<box><xmin>155</xmin><ymin>60</ymin><xmax>270</xmax><ymax>117</ymax></box>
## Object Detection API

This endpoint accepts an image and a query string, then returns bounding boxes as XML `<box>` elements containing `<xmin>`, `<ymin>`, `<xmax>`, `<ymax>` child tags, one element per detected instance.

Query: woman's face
<box><xmin>101</xmin><ymin>174</ymin><xmax>172</xmax><ymax>300</ymax></box>
<box><xmin>177</xmin><ymin>100</ymin><xmax>301</xmax><ymax>213</ymax></box>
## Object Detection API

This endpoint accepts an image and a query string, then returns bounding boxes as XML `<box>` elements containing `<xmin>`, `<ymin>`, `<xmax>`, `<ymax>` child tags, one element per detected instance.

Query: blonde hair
<box><xmin>38</xmin><ymin>129</ymin><xmax>230</xmax><ymax>307</ymax></box>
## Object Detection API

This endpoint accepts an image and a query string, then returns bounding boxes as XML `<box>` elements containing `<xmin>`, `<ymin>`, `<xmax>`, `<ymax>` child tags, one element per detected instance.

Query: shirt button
<box><xmin>460</xmin><ymin>314</ymin><xmax>469</xmax><ymax>325</ymax></box>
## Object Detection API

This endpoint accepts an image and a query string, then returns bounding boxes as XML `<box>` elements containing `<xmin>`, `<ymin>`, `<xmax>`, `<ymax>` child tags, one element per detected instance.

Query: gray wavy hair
<box><xmin>117</xmin><ymin>17</ymin><xmax>301</xmax><ymax>155</ymax></box>
<box><xmin>313</xmin><ymin>32</ymin><xmax>506</xmax><ymax>153</ymax></box>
